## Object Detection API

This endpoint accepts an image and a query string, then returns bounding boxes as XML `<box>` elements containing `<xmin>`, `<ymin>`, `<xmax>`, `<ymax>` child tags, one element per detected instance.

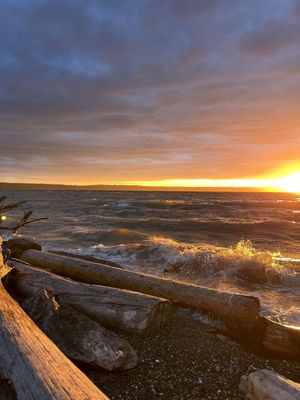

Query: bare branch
<box><xmin>0</xmin><ymin>197</ymin><xmax>47</xmax><ymax>234</ymax></box>
<box><xmin>0</xmin><ymin>201</ymin><xmax>27</xmax><ymax>214</ymax></box>
<box><xmin>0</xmin><ymin>218</ymin><xmax>48</xmax><ymax>233</ymax></box>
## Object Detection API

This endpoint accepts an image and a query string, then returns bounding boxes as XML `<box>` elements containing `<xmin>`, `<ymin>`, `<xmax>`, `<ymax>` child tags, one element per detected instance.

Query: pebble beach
<box><xmin>86</xmin><ymin>312</ymin><xmax>300</xmax><ymax>400</ymax></box>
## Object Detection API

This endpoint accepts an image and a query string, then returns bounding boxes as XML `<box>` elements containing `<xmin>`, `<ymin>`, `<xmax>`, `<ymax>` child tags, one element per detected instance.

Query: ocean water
<box><xmin>2</xmin><ymin>190</ymin><xmax>300</xmax><ymax>326</ymax></box>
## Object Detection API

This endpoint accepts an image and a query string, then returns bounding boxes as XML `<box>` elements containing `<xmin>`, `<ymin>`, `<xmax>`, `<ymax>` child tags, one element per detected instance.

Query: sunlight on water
<box><xmin>148</xmin><ymin>237</ymin><xmax>280</xmax><ymax>277</ymax></box>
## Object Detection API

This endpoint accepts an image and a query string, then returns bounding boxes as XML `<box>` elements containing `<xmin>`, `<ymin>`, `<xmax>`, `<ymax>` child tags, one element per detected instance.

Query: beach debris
<box><xmin>21</xmin><ymin>288</ymin><xmax>138</xmax><ymax>371</ymax></box>
<box><xmin>6</xmin><ymin>261</ymin><xmax>173</xmax><ymax>334</ymax></box>
<box><xmin>259</xmin><ymin>316</ymin><xmax>300</xmax><ymax>358</ymax></box>
<box><xmin>239</xmin><ymin>369</ymin><xmax>300</xmax><ymax>399</ymax></box>
<box><xmin>15</xmin><ymin>245</ymin><xmax>261</xmax><ymax>333</ymax></box>
<box><xmin>0</xmin><ymin>279</ymin><xmax>109</xmax><ymax>400</ymax></box>
<box><xmin>7</xmin><ymin>238</ymin><xmax>300</xmax><ymax>361</ymax></box>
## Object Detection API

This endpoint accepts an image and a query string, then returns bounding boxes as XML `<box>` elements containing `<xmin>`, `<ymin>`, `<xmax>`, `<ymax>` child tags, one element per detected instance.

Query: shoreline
<box><xmin>2</xmin><ymin>246</ymin><xmax>300</xmax><ymax>399</ymax></box>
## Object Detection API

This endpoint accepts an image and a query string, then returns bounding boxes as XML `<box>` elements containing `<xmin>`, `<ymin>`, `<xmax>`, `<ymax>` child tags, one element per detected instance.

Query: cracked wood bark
<box><xmin>6</xmin><ymin>261</ymin><xmax>173</xmax><ymax>334</ymax></box>
<box><xmin>18</xmin><ymin>249</ymin><xmax>261</xmax><ymax>332</ymax></box>
<box><xmin>0</xmin><ymin>280</ymin><xmax>109</xmax><ymax>400</ymax></box>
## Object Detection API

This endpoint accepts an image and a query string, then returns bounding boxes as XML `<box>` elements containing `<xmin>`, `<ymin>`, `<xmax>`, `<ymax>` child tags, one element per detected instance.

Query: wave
<box><xmin>63</xmin><ymin>236</ymin><xmax>300</xmax><ymax>325</ymax></box>
<box><xmin>63</xmin><ymin>236</ymin><xmax>300</xmax><ymax>287</ymax></box>
<box><xmin>108</xmin><ymin>197</ymin><xmax>300</xmax><ymax>212</ymax></box>
<box><xmin>5</xmin><ymin>189</ymin><xmax>300</xmax><ymax>326</ymax></box>
<box><xmin>144</xmin><ymin>237</ymin><xmax>289</xmax><ymax>284</ymax></box>
<box><xmin>107</xmin><ymin>228</ymin><xmax>148</xmax><ymax>241</ymax></box>
<box><xmin>111</xmin><ymin>198</ymin><xmax>189</xmax><ymax>208</ymax></box>
<box><xmin>140</xmin><ymin>199</ymin><xmax>188</xmax><ymax>206</ymax></box>
<box><xmin>114</xmin><ymin>200</ymin><xmax>131</xmax><ymax>207</ymax></box>
<box><xmin>112</xmin><ymin>218</ymin><xmax>300</xmax><ymax>239</ymax></box>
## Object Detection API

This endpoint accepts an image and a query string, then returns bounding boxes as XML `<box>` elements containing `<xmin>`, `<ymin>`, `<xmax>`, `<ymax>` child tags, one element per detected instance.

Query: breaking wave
<box><xmin>63</xmin><ymin>237</ymin><xmax>300</xmax><ymax>326</ymax></box>
<box><xmin>65</xmin><ymin>237</ymin><xmax>300</xmax><ymax>287</ymax></box>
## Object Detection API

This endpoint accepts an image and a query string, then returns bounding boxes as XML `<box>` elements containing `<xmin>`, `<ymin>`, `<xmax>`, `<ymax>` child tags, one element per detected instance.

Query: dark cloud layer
<box><xmin>0</xmin><ymin>0</ymin><xmax>300</xmax><ymax>183</ymax></box>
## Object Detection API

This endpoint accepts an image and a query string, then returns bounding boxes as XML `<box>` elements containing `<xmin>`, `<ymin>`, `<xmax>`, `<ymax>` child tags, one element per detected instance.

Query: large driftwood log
<box><xmin>239</xmin><ymin>369</ymin><xmax>300</xmax><ymax>400</ymax></box>
<box><xmin>51</xmin><ymin>250</ymin><xmax>125</xmax><ymax>269</ymax></box>
<box><xmin>6</xmin><ymin>261</ymin><xmax>173</xmax><ymax>334</ymax></box>
<box><xmin>260</xmin><ymin>316</ymin><xmax>300</xmax><ymax>358</ymax></box>
<box><xmin>21</xmin><ymin>288</ymin><xmax>138</xmax><ymax>371</ymax></box>
<box><xmin>18</xmin><ymin>249</ymin><xmax>260</xmax><ymax>331</ymax></box>
<box><xmin>4</xmin><ymin>238</ymin><xmax>122</xmax><ymax>269</ymax></box>
<box><xmin>0</xmin><ymin>281</ymin><xmax>109</xmax><ymax>400</ymax></box>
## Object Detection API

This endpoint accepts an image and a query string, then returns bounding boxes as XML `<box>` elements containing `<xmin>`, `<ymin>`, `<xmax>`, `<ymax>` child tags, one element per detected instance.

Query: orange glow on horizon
<box><xmin>124</xmin><ymin>178</ymin><xmax>274</xmax><ymax>189</ymax></box>
<box><xmin>124</xmin><ymin>167</ymin><xmax>300</xmax><ymax>193</ymax></box>
<box><xmin>4</xmin><ymin>166</ymin><xmax>300</xmax><ymax>193</ymax></box>
<box><xmin>272</xmin><ymin>172</ymin><xmax>300</xmax><ymax>193</ymax></box>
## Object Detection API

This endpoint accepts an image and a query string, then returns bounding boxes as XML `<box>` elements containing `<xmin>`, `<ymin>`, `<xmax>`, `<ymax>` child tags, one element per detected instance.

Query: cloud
<box><xmin>240</xmin><ymin>15</ymin><xmax>300</xmax><ymax>57</ymax></box>
<box><xmin>0</xmin><ymin>0</ymin><xmax>299</xmax><ymax>183</ymax></box>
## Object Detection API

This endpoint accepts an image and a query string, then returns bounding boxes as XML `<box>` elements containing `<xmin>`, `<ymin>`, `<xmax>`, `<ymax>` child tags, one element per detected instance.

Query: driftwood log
<box><xmin>239</xmin><ymin>369</ymin><xmax>300</xmax><ymax>400</ymax></box>
<box><xmin>5</xmin><ymin>261</ymin><xmax>173</xmax><ymax>334</ymax></box>
<box><xmin>17</xmin><ymin>249</ymin><xmax>261</xmax><ymax>332</ymax></box>
<box><xmin>259</xmin><ymin>316</ymin><xmax>300</xmax><ymax>358</ymax></box>
<box><xmin>0</xmin><ymin>280</ymin><xmax>109</xmax><ymax>400</ymax></box>
<box><xmin>21</xmin><ymin>288</ymin><xmax>138</xmax><ymax>371</ymax></box>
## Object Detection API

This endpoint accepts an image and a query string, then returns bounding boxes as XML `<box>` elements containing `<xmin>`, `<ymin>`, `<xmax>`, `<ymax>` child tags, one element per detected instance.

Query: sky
<box><xmin>1</xmin><ymin>0</ymin><xmax>300</xmax><ymax>186</ymax></box>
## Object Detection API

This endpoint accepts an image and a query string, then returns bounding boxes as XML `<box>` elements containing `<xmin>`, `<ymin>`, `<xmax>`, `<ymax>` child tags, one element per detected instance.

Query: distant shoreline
<box><xmin>0</xmin><ymin>182</ymin><xmax>278</xmax><ymax>193</ymax></box>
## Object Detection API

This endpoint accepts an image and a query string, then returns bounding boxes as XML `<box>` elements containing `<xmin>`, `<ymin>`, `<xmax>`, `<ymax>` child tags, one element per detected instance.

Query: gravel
<box><xmin>84</xmin><ymin>311</ymin><xmax>300</xmax><ymax>400</ymax></box>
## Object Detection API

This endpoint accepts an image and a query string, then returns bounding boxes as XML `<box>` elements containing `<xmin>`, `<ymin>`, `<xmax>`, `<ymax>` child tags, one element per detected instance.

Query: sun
<box><xmin>274</xmin><ymin>172</ymin><xmax>300</xmax><ymax>193</ymax></box>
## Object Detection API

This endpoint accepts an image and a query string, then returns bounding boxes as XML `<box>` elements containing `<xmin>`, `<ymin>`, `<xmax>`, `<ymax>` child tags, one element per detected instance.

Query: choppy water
<box><xmin>1</xmin><ymin>190</ymin><xmax>300</xmax><ymax>325</ymax></box>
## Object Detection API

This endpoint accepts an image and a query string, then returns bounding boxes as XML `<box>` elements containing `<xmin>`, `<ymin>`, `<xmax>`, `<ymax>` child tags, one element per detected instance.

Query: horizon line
<box><xmin>0</xmin><ymin>181</ymin><xmax>284</xmax><ymax>193</ymax></box>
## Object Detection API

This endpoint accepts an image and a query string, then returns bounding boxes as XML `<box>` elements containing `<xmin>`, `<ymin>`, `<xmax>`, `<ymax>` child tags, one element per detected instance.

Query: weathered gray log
<box><xmin>6</xmin><ymin>261</ymin><xmax>173</xmax><ymax>334</ymax></box>
<box><xmin>260</xmin><ymin>316</ymin><xmax>300</xmax><ymax>358</ymax></box>
<box><xmin>51</xmin><ymin>250</ymin><xmax>125</xmax><ymax>269</ymax></box>
<box><xmin>239</xmin><ymin>369</ymin><xmax>300</xmax><ymax>400</ymax></box>
<box><xmin>0</xmin><ymin>280</ymin><xmax>109</xmax><ymax>400</ymax></box>
<box><xmin>17</xmin><ymin>249</ymin><xmax>261</xmax><ymax>331</ymax></box>
<box><xmin>21</xmin><ymin>288</ymin><xmax>138</xmax><ymax>371</ymax></box>
<box><xmin>5</xmin><ymin>238</ymin><xmax>123</xmax><ymax>269</ymax></box>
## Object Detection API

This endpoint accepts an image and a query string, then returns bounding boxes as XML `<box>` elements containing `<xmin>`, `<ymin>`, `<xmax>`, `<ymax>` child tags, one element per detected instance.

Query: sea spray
<box><xmin>62</xmin><ymin>236</ymin><xmax>299</xmax><ymax>286</ymax></box>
